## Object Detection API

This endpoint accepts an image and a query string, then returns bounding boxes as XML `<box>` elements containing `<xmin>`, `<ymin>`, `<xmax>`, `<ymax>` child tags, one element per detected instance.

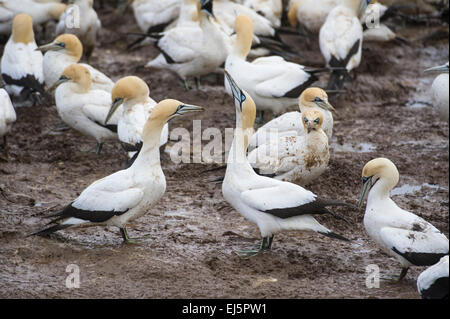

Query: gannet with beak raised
<box><xmin>417</xmin><ymin>255</ymin><xmax>449</xmax><ymax>299</ymax></box>
<box><xmin>359</xmin><ymin>158</ymin><xmax>449</xmax><ymax>281</ymax></box>
<box><xmin>424</xmin><ymin>62</ymin><xmax>449</xmax><ymax>122</ymax></box>
<box><xmin>222</xmin><ymin>71</ymin><xmax>354</xmax><ymax>258</ymax></box>
<box><xmin>225</xmin><ymin>14</ymin><xmax>318</xmax><ymax>122</ymax></box>
<box><xmin>1</xmin><ymin>14</ymin><xmax>45</xmax><ymax>104</ymax></box>
<box><xmin>52</xmin><ymin>64</ymin><xmax>121</xmax><ymax>154</ymax></box>
<box><xmin>0</xmin><ymin>88</ymin><xmax>16</xmax><ymax>157</ymax></box>
<box><xmin>56</xmin><ymin>0</ymin><xmax>101</xmax><ymax>59</ymax></box>
<box><xmin>33</xmin><ymin>99</ymin><xmax>204</xmax><ymax>243</ymax></box>
<box><xmin>248</xmin><ymin>108</ymin><xmax>330</xmax><ymax>186</ymax></box>
<box><xmin>37</xmin><ymin>34</ymin><xmax>114</xmax><ymax>92</ymax></box>
<box><xmin>106</xmin><ymin>76</ymin><xmax>169</xmax><ymax>166</ymax></box>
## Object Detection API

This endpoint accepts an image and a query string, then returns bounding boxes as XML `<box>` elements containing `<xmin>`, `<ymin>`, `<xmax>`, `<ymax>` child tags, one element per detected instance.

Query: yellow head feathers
<box><xmin>54</xmin><ymin>34</ymin><xmax>83</xmax><ymax>60</ymax></box>
<box><xmin>112</xmin><ymin>76</ymin><xmax>150</xmax><ymax>104</ymax></box>
<box><xmin>362</xmin><ymin>158</ymin><xmax>399</xmax><ymax>184</ymax></box>
<box><xmin>303</xmin><ymin>109</ymin><xmax>324</xmax><ymax>132</ymax></box>
<box><xmin>234</xmin><ymin>15</ymin><xmax>254</xmax><ymax>58</ymax></box>
<box><xmin>61</xmin><ymin>64</ymin><xmax>92</xmax><ymax>92</ymax></box>
<box><xmin>299</xmin><ymin>88</ymin><xmax>335</xmax><ymax>112</ymax></box>
<box><xmin>49</xmin><ymin>3</ymin><xmax>67</xmax><ymax>20</ymax></box>
<box><xmin>12</xmin><ymin>14</ymin><xmax>35</xmax><ymax>44</ymax></box>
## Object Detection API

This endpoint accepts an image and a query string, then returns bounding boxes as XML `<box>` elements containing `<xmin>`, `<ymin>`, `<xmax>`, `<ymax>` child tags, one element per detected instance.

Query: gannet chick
<box><xmin>417</xmin><ymin>256</ymin><xmax>449</xmax><ymax>299</ymax></box>
<box><xmin>56</xmin><ymin>0</ymin><xmax>101</xmax><ymax>60</ymax></box>
<box><xmin>223</xmin><ymin>71</ymin><xmax>354</xmax><ymax>258</ymax></box>
<box><xmin>1</xmin><ymin>14</ymin><xmax>45</xmax><ymax>105</ymax></box>
<box><xmin>248</xmin><ymin>109</ymin><xmax>330</xmax><ymax>186</ymax></box>
<box><xmin>0</xmin><ymin>88</ymin><xmax>16</xmax><ymax>157</ymax></box>
<box><xmin>424</xmin><ymin>62</ymin><xmax>449</xmax><ymax>122</ymax></box>
<box><xmin>319</xmin><ymin>0</ymin><xmax>371</xmax><ymax>91</ymax></box>
<box><xmin>52</xmin><ymin>64</ymin><xmax>121</xmax><ymax>154</ymax></box>
<box><xmin>359</xmin><ymin>158</ymin><xmax>449</xmax><ymax>281</ymax></box>
<box><xmin>37</xmin><ymin>34</ymin><xmax>114</xmax><ymax>92</ymax></box>
<box><xmin>33</xmin><ymin>99</ymin><xmax>204</xmax><ymax>243</ymax></box>
<box><xmin>225</xmin><ymin>15</ymin><xmax>318</xmax><ymax>123</ymax></box>
<box><xmin>132</xmin><ymin>0</ymin><xmax>180</xmax><ymax>34</ymax></box>
<box><xmin>248</xmin><ymin>87</ymin><xmax>335</xmax><ymax>152</ymax></box>
<box><xmin>106</xmin><ymin>76</ymin><xmax>169</xmax><ymax>167</ymax></box>
<box><xmin>146</xmin><ymin>0</ymin><xmax>228</xmax><ymax>89</ymax></box>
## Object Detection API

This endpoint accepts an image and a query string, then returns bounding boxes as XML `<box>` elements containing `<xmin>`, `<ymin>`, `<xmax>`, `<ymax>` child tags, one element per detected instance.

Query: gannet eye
<box><xmin>362</xmin><ymin>176</ymin><xmax>369</xmax><ymax>183</ymax></box>
<box><xmin>177</xmin><ymin>105</ymin><xmax>184</xmax><ymax>112</ymax></box>
<box><xmin>314</xmin><ymin>118</ymin><xmax>320</xmax><ymax>124</ymax></box>
<box><xmin>241</xmin><ymin>93</ymin><xmax>246</xmax><ymax>102</ymax></box>
<box><xmin>304</xmin><ymin>117</ymin><xmax>309</xmax><ymax>123</ymax></box>
<box><xmin>314</xmin><ymin>97</ymin><xmax>322</xmax><ymax>102</ymax></box>
<box><xmin>114</xmin><ymin>97</ymin><xmax>121</xmax><ymax>103</ymax></box>
<box><xmin>58</xmin><ymin>42</ymin><xmax>66</xmax><ymax>48</ymax></box>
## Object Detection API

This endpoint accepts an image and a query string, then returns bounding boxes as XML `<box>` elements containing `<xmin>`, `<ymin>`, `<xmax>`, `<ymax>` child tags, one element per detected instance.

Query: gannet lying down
<box><xmin>33</xmin><ymin>100</ymin><xmax>204</xmax><ymax>243</ymax></box>
<box><xmin>0</xmin><ymin>88</ymin><xmax>16</xmax><ymax>157</ymax></box>
<box><xmin>241</xmin><ymin>0</ymin><xmax>283</xmax><ymax>27</ymax></box>
<box><xmin>105</xmin><ymin>76</ymin><xmax>169</xmax><ymax>167</ymax></box>
<box><xmin>146</xmin><ymin>0</ymin><xmax>228</xmax><ymax>89</ymax></box>
<box><xmin>131</xmin><ymin>0</ymin><xmax>180</xmax><ymax>34</ymax></box>
<box><xmin>359</xmin><ymin>158</ymin><xmax>449</xmax><ymax>281</ymax></box>
<box><xmin>424</xmin><ymin>62</ymin><xmax>449</xmax><ymax>122</ymax></box>
<box><xmin>37</xmin><ymin>34</ymin><xmax>114</xmax><ymax>92</ymax></box>
<box><xmin>56</xmin><ymin>0</ymin><xmax>101</xmax><ymax>59</ymax></box>
<box><xmin>1</xmin><ymin>14</ymin><xmax>45</xmax><ymax>104</ymax></box>
<box><xmin>248</xmin><ymin>88</ymin><xmax>335</xmax><ymax>152</ymax></box>
<box><xmin>248</xmin><ymin>108</ymin><xmax>330</xmax><ymax>186</ymax></box>
<box><xmin>222</xmin><ymin>71</ymin><xmax>355</xmax><ymax>258</ymax></box>
<box><xmin>225</xmin><ymin>15</ymin><xmax>318</xmax><ymax>122</ymax></box>
<box><xmin>52</xmin><ymin>64</ymin><xmax>121</xmax><ymax>154</ymax></box>
<box><xmin>417</xmin><ymin>255</ymin><xmax>449</xmax><ymax>299</ymax></box>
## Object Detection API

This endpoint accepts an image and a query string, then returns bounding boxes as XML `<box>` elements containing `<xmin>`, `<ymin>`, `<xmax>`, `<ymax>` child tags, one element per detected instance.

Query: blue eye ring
<box><xmin>314</xmin><ymin>97</ymin><xmax>321</xmax><ymax>102</ymax></box>
<box><xmin>314</xmin><ymin>118</ymin><xmax>320</xmax><ymax>124</ymax></box>
<box><xmin>240</xmin><ymin>93</ymin><xmax>246</xmax><ymax>102</ymax></box>
<box><xmin>304</xmin><ymin>117</ymin><xmax>309</xmax><ymax>123</ymax></box>
<box><xmin>59</xmin><ymin>42</ymin><xmax>66</xmax><ymax>48</ymax></box>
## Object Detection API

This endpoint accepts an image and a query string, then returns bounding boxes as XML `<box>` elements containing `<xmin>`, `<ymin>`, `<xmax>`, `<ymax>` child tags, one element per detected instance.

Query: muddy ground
<box><xmin>0</xmin><ymin>3</ymin><xmax>448</xmax><ymax>299</ymax></box>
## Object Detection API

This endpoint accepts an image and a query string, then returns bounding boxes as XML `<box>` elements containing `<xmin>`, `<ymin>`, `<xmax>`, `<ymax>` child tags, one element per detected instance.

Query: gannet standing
<box><xmin>33</xmin><ymin>99</ymin><xmax>204</xmax><ymax>243</ymax></box>
<box><xmin>105</xmin><ymin>76</ymin><xmax>169</xmax><ymax>166</ymax></box>
<box><xmin>359</xmin><ymin>158</ymin><xmax>449</xmax><ymax>281</ymax></box>
<box><xmin>424</xmin><ymin>62</ymin><xmax>449</xmax><ymax>122</ymax></box>
<box><xmin>222</xmin><ymin>71</ymin><xmax>354</xmax><ymax>258</ymax></box>
<box><xmin>52</xmin><ymin>64</ymin><xmax>121</xmax><ymax>154</ymax></box>
<box><xmin>225</xmin><ymin>15</ymin><xmax>318</xmax><ymax>122</ymax></box>
<box><xmin>37</xmin><ymin>34</ymin><xmax>114</xmax><ymax>92</ymax></box>
<box><xmin>56</xmin><ymin>0</ymin><xmax>101</xmax><ymax>59</ymax></box>
<box><xmin>417</xmin><ymin>256</ymin><xmax>449</xmax><ymax>299</ymax></box>
<box><xmin>0</xmin><ymin>88</ymin><xmax>16</xmax><ymax>157</ymax></box>
<box><xmin>1</xmin><ymin>14</ymin><xmax>45</xmax><ymax>104</ymax></box>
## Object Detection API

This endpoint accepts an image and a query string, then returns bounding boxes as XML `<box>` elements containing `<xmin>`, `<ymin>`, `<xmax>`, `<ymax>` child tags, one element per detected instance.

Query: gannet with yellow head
<box><xmin>52</xmin><ymin>64</ymin><xmax>121</xmax><ymax>154</ymax></box>
<box><xmin>0</xmin><ymin>89</ymin><xmax>16</xmax><ymax>157</ymax></box>
<box><xmin>37</xmin><ymin>34</ymin><xmax>114</xmax><ymax>92</ymax></box>
<box><xmin>359</xmin><ymin>158</ymin><xmax>449</xmax><ymax>281</ymax></box>
<box><xmin>425</xmin><ymin>62</ymin><xmax>449</xmax><ymax>122</ymax></box>
<box><xmin>33</xmin><ymin>99</ymin><xmax>204</xmax><ymax>243</ymax></box>
<box><xmin>106</xmin><ymin>76</ymin><xmax>169</xmax><ymax>166</ymax></box>
<box><xmin>1</xmin><ymin>14</ymin><xmax>45</xmax><ymax>104</ymax></box>
<box><xmin>222</xmin><ymin>71</ymin><xmax>354</xmax><ymax>258</ymax></box>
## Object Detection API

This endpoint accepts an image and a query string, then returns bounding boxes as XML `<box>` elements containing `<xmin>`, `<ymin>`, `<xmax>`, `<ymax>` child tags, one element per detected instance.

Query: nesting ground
<box><xmin>0</xmin><ymin>4</ymin><xmax>448</xmax><ymax>298</ymax></box>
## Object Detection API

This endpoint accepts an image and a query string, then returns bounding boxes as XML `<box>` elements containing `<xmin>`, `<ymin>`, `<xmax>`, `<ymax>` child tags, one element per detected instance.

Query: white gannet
<box><xmin>319</xmin><ymin>0</ymin><xmax>371</xmax><ymax>90</ymax></box>
<box><xmin>359</xmin><ymin>158</ymin><xmax>449</xmax><ymax>281</ymax></box>
<box><xmin>0</xmin><ymin>88</ymin><xmax>16</xmax><ymax>157</ymax></box>
<box><xmin>36</xmin><ymin>34</ymin><xmax>114</xmax><ymax>92</ymax></box>
<box><xmin>225</xmin><ymin>14</ymin><xmax>319</xmax><ymax>123</ymax></box>
<box><xmin>132</xmin><ymin>0</ymin><xmax>180</xmax><ymax>33</ymax></box>
<box><xmin>424</xmin><ymin>62</ymin><xmax>449</xmax><ymax>122</ymax></box>
<box><xmin>417</xmin><ymin>255</ymin><xmax>449</xmax><ymax>299</ymax></box>
<box><xmin>146</xmin><ymin>0</ymin><xmax>228</xmax><ymax>90</ymax></box>
<box><xmin>240</xmin><ymin>0</ymin><xmax>282</xmax><ymax>28</ymax></box>
<box><xmin>222</xmin><ymin>70</ymin><xmax>354</xmax><ymax>258</ymax></box>
<box><xmin>248</xmin><ymin>108</ymin><xmax>330</xmax><ymax>186</ymax></box>
<box><xmin>1</xmin><ymin>14</ymin><xmax>45</xmax><ymax>104</ymax></box>
<box><xmin>33</xmin><ymin>99</ymin><xmax>204</xmax><ymax>243</ymax></box>
<box><xmin>105</xmin><ymin>76</ymin><xmax>169</xmax><ymax>167</ymax></box>
<box><xmin>56</xmin><ymin>0</ymin><xmax>101</xmax><ymax>60</ymax></box>
<box><xmin>248</xmin><ymin>87</ymin><xmax>335</xmax><ymax>152</ymax></box>
<box><xmin>52</xmin><ymin>64</ymin><xmax>121</xmax><ymax>154</ymax></box>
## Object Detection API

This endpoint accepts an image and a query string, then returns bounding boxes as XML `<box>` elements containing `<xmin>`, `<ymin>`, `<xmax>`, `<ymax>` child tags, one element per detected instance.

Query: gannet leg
<box><xmin>265</xmin><ymin>236</ymin><xmax>274</xmax><ymax>250</ymax></box>
<box><xmin>120</xmin><ymin>227</ymin><xmax>141</xmax><ymax>245</ymax></box>
<box><xmin>256</xmin><ymin>111</ymin><xmax>265</xmax><ymax>126</ymax></box>
<box><xmin>380</xmin><ymin>267</ymin><xmax>409</xmax><ymax>283</ymax></box>
<box><xmin>96</xmin><ymin>142</ymin><xmax>104</xmax><ymax>155</ymax></box>
<box><xmin>183</xmin><ymin>79</ymin><xmax>191</xmax><ymax>91</ymax></box>
<box><xmin>235</xmin><ymin>237</ymin><xmax>272</xmax><ymax>258</ymax></box>
<box><xmin>0</xmin><ymin>136</ymin><xmax>8</xmax><ymax>160</ymax></box>
<box><xmin>196</xmin><ymin>77</ymin><xmax>201</xmax><ymax>90</ymax></box>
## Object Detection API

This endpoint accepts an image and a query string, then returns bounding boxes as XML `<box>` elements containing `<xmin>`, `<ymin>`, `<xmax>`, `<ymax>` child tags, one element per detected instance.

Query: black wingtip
<box><xmin>29</xmin><ymin>224</ymin><xmax>72</xmax><ymax>237</ymax></box>
<box><xmin>319</xmin><ymin>231</ymin><xmax>350</xmax><ymax>242</ymax></box>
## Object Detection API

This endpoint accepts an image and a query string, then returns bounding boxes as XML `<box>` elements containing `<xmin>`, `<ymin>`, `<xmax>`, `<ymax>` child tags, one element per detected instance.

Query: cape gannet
<box><xmin>319</xmin><ymin>0</ymin><xmax>371</xmax><ymax>91</ymax></box>
<box><xmin>222</xmin><ymin>70</ymin><xmax>354</xmax><ymax>258</ymax></box>
<box><xmin>225</xmin><ymin>14</ymin><xmax>319</xmax><ymax>123</ymax></box>
<box><xmin>105</xmin><ymin>76</ymin><xmax>169</xmax><ymax>166</ymax></box>
<box><xmin>359</xmin><ymin>158</ymin><xmax>449</xmax><ymax>281</ymax></box>
<box><xmin>248</xmin><ymin>108</ymin><xmax>330</xmax><ymax>186</ymax></box>
<box><xmin>131</xmin><ymin>0</ymin><xmax>180</xmax><ymax>34</ymax></box>
<box><xmin>146</xmin><ymin>0</ymin><xmax>228</xmax><ymax>90</ymax></box>
<box><xmin>37</xmin><ymin>34</ymin><xmax>114</xmax><ymax>92</ymax></box>
<box><xmin>424</xmin><ymin>62</ymin><xmax>449</xmax><ymax>122</ymax></box>
<box><xmin>1</xmin><ymin>14</ymin><xmax>45</xmax><ymax>105</ymax></box>
<box><xmin>248</xmin><ymin>87</ymin><xmax>335</xmax><ymax>152</ymax></box>
<box><xmin>52</xmin><ymin>64</ymin><xmax>121</xmax><ymax>154</ymax></box>
<box><xmin>33</xmin><ymin>99</ymin><xmax>204</xmax><ymax>243</ymax></box>
<box><xmin>417</xmin><ymin>255</ymin><xmax>449</xmax><ymax>299</ymax></box>
<box><xmin>56</xmin><ymin>0</ymin><xmax>101</xmax><ymax>60</ymax></box>
<box><xmin>0</xmin><ymin>88</ymin><xmax>16</xmax><ymax>158</ymax></box>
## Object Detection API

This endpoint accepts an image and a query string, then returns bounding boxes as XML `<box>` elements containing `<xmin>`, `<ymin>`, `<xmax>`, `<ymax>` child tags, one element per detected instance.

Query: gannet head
<box><xmin>299</xmin><ymin>88</ymin><xmax>335</xmax><ymax>113</ymax></box>
<box><xmin>49</xmin><ymin>3</ymin><xmax>67</xmax><ymax>20</ymax></box>
<box><xmin>424</xmin><ymin>62</ymin><xmax>449</xmax><ymax>74</ymax></box>
<box><xmin>50</xmin><ymin>64</ymin><xmax>91</xmax><ymax>93</ymax></box>
<box><xmin>303</xmin><ymin>109</ymin><xmax>324</xmax><ymax>134</ymax></box>
<box><xmin>12</xmin><ymin>14</ymin><xmax>34</xmax><ymax>44</ymax></box>
<box><xmin>106</xmin><ymin>76</ymin><xmax>150</xmax><ymax>124</ymax></box>
<box><xmin>359</xmin><ymin>158</ymin><xmax>399</xmax><ymax>208</ymax></box>
<box><xmin>200</xmin><ymin>0</ymin><xmax>215</xmax><ymax>19</ymax></box>
<box><xmin>234</xmin><ymin>15</ymin><xmax>254</xmax><ymax>58</ymax></box>
<box><xmin>36</xmin><ymin>34</ymin><xmax>83</xmax><ymax>61</ymax></box>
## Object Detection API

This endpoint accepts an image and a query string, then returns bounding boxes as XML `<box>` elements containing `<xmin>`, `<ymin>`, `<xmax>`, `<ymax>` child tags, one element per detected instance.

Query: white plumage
<box><xmin>425</xmin><ymin>62</ymin><xmax>449</xmax><ymax>122</ymax></box>
<box><xmin>131</xmin><ymin>0</ymin><xmax>180</xmax><ymax>33</ymax></box>
<box><xmin>241</xmin><ymin>0</ymin><xmax>282</xmax><ymax>27</ymax></box>
<box><xmin>0</xmin><ymin>88</ymin><xmax>16</xmax><ymax>150</ymax></box>
<box><xmin>417</xmin><ymin>256</ymin><xmax>449</xmax><ymax>299</ymax></box>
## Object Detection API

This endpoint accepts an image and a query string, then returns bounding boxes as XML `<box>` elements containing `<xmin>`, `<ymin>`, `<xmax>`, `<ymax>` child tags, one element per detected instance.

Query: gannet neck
<box><xmin>288</xmin><ymin>1</ymin><xmax>300</xmax><ymax>27</ymax></box>
<box><xmin>367</xmin><ymin>178</ymin><xmax>394</xmax><ymax>203</ymax></box>
<box><xmin>134</xmin><ymin>118</ymin><xmax>164</xmax><ymax>168</ymax></box>
<box><xmin>233</xmin><ymin>15</ymin><xmax>254</xmax><ymax>59</ymax></box>
<box><xmin>12</xmin><ymin>14</ymin><xmax>34</xmax><ymax>44</ymax></box>
<box><xmin>180</xmin><ymin>0</ymin><xmax>199</xmax><ymax>23</ymax></box>
<box><xmin>49</xmin><ymin>3</ymin><xmax>67</xmax><ymax>20</ymax></box>
<box><xmin>227</xmin><ymin>126</ymin><xmax>255</xmax><ymax>173</ymax></box>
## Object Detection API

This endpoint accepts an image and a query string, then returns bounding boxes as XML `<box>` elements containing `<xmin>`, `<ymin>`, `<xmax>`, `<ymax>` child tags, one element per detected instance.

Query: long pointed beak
<box><xmin>36</xmin><ymin>42</ymin><xmax>62</xmax><ymax>53</ymax></box>
<box><xmin>424</xmin><ymin>64</ymin><xmax>449</xmax><ymax>74</ymax></box>
<box><xmin>224</xmin><ymin>70</ymin><xmax>243</xmax><ymax>110</ymax></box>
<box><xmin>317</xmin><ymin>100</ymin><xmax>336</xmax><ymax>112</ymax></box>
<box><xmin>358</xmin><ymin>176</ymin><xmax>373</xmax><ymax>209</ymax></box>
<box><xmin>48</xmin><ymin>77</ymin><xmax>70</xmax><ymax>92</ymax></box>
<box><xmin>177</xmin><ymin>104</ymin><xmax>204</xmax><ymax>115</ymax></box>
<box><xmin>105</xmin><ymin>99</ymin><xmax>124</xmax><ymax>125</ymax></box>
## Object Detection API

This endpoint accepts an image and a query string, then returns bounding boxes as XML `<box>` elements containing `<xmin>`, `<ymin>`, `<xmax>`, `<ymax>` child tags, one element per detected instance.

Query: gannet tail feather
<box><xmin>319</xmin><ymin>230</ymin><xmax>350</xmax><ymax>242</ymax></box>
